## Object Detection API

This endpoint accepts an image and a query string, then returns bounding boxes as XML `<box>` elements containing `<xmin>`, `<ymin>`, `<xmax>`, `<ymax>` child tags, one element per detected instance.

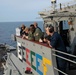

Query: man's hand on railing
<box><xmin>47</xmin><ymin>40</ymin><xmax>52</xmax><ymax>48</ymax></box>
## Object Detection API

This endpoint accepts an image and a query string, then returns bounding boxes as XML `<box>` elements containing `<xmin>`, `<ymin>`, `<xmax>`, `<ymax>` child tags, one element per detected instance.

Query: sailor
<box><xmin>22</xmin><ymin>27</ymin><xmax>30</xmax><ymax>39</ymax></box>
<box><xmin>45</xmin><ymin>20</ymin><xmax>58</xmax><ymax>32</ymax></box>
<box><xmin>28</xmin><ymin>24</ymin><xmax>35</xmax><ymax>41</ymax></box>
<box><xmin>20</xmin><ymin>24</ymin><xmax>26</xmax><ymax>36</ymax></box>
<box><xmin>34</xmin><ymin>22</ymin><xmax>43</xmax><ymax>41</ymax></box>
<box><xmin>45</xmin><ymin>25</ymin><xmax>67</xmax><ymax>75</ymax></box>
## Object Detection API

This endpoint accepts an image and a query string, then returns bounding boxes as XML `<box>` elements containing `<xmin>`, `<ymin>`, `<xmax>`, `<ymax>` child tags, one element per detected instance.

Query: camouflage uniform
<box><xmin>28</xmin><ymin>31</ymin><xmax>34</xmax><ymax>41</ymax></box>
<box><xmin>34</xmin><ymin>27</ymin><xmax>43</xmax><ymax>41</ymax></box>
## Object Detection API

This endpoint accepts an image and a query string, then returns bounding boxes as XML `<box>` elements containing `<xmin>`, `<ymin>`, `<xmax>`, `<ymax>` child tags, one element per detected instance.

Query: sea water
<box><xmin>0</xmin><ymin>21</ymin><xmax>43</xmax><ymax>47</ymax></box>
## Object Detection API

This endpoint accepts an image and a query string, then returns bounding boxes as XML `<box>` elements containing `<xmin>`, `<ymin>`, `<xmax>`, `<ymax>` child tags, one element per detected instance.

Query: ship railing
<box><xmin>55</xmin><ymin>0</ymin><xmax>76</xmax><ymax>9</ymax></box>
<box><xmin>42</xmin><ymin>0</ymin><xmax>76</xmax><ymax>11</ymax></box>
<box><xmin>51</xmin><ymin>48</ymin><xmax>76</xmax><ymax>75</ymax></box>
<box><xmin>16</xmin><ymin>36</ymin><xmax>76</xmax><ymax>75</ymax></box>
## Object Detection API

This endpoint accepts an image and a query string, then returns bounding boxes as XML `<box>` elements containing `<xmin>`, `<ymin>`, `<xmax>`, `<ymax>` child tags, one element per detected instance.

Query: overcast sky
<box><xmin>0</xmin><ymin>0</ymin><xmax>72</xmax><ymax>22</ymax></box>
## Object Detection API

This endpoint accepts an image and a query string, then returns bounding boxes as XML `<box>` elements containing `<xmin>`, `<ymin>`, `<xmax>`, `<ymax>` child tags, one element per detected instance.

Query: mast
<box><xmin>51</xmin><ymin>0</ymin><xmax>56</xmax><ymax>11</ymax></box>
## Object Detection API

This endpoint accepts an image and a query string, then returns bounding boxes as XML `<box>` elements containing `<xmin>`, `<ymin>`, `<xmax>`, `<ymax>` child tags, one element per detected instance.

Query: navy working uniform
<box><xmin>50</xmin><ymin>32</ymin><xmax>67</xmax><ymax>75</ymax></box>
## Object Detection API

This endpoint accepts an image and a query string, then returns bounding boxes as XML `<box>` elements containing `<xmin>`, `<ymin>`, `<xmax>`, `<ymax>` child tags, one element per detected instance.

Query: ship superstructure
<box><xmin>39</xmin><ymin>0</ymin><xmax>76</xmax><ymax>54</ymax></box>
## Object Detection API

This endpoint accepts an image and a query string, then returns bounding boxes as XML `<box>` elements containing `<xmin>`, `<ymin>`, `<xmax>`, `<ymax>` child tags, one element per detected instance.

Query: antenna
<box><xmin>51</xmin><ymin>0</ymin><xmax>56</xmax><ymax>11</ymax></box>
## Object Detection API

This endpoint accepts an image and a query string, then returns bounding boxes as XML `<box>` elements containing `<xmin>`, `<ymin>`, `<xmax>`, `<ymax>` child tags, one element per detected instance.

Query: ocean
<box><xmin>0</xmin><ymin>21</ymin><xmax>43</xmax><ymax>47</ymax></box>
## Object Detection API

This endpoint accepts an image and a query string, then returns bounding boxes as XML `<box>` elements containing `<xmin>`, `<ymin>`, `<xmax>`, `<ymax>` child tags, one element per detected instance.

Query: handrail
<box><xmin>9</xmin><ymin>54</ymin><xmax>22</xmax><ymax>75</ymax></box>
<box><xmin>54</xmin><ymin>67</ymin><xmax>68</xmax><ymax>75</ymax></box>
<box><xmin>55</xmin><ymin>0</ymin><xmax>76</xmax><ymax>9</ymax></box>
<box><xmin>53</xmin><ymin>54</ymin><xmax>76</xmax><ymax>64</ymax></box>
<box><xmin>52</xmin><ymin>49</ymin><xmax>76</xmax><ymax>75</ymax></box>
<box><xmin>52</xmin><ymin>49</ymin><xmax>76</xmax><ymax>58</ymax></box>
<box><xmin>42</xmin><ymin>0</ymin><xmax>76</xmax><ymax>11</ymax></box>
<box><xmin>16</xmin><ymin>36</ymin><xmax>50</xmax><ymax>48</ymax></box>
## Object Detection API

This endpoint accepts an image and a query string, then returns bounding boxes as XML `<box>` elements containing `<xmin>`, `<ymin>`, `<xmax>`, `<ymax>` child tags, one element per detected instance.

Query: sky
<box><xmin>0</xmin><ymin>0</ymin><xmax>72</xmax><ymax>22</ymax></box>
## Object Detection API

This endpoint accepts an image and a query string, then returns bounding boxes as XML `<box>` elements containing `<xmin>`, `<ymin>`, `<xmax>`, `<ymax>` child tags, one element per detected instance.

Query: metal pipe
<box><xmin>60</xmin><ymin>3</ymin><xmax>62</xmax><ymax>10</ymax></box>
<box><xmin>53</xmin><ymin>54</ymin><xmax>76</xmax><ymax>64</ymax></box>
<box><xmin>52</xmin><ymin>49</ymin><xmax>76</xmax><ymax>58</ymax></box>
<box><xmin>54</xmin><ymin>67</ymin><xmax>68</xmax><ymax>75</ymax></box>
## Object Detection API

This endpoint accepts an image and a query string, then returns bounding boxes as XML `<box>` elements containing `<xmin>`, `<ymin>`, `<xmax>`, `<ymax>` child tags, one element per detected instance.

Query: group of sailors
<box><xmin>20</xmin><ymin>22</ymin><xmax>43</xmax><ymax>42</ymax></box>
<box><xmin>20</xmin><ymin>22</ymin><xmax>67</xmax><ymax>75</ymax></box>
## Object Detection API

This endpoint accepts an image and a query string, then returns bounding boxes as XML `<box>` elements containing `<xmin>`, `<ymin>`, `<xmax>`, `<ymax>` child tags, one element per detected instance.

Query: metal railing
<box><xmin>52</xmin><ymin>48</ymin><xmax>76</xmax><ymax>75</ymax></box>
<box><xmin>42</xmin><ymin>0</ymin><xmax>76</xmax><ymax>11</ymax></box>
